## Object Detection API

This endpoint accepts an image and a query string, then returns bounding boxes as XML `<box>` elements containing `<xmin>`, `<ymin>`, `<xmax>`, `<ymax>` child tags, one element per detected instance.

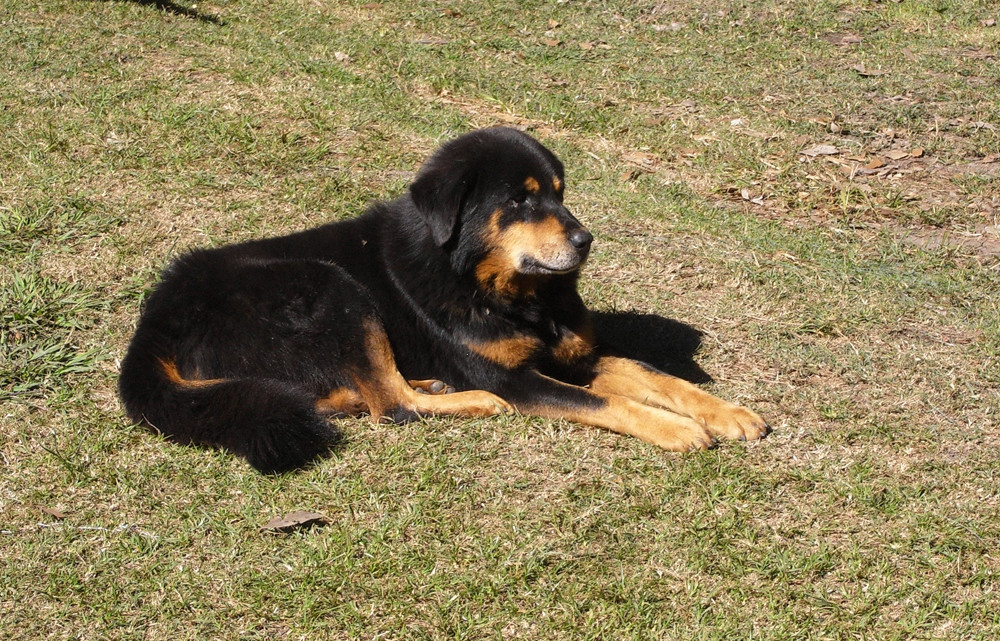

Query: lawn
<box><xmin>2</xmin><ymin>0</ymin><xmax>998</xmax><ymax>639</ymax></box>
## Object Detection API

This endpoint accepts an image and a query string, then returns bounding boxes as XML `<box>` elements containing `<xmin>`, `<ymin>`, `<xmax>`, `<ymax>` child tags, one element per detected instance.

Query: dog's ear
<box><xmin>409</xmin><ymin>157</ymin><xmax>474</xmax><ymax>247</ymax></box>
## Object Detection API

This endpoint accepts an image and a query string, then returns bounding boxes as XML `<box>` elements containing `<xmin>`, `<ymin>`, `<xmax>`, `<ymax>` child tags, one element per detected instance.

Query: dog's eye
<box><xmin>509</xmin><ymin>193</ymin><xmax>528</xmax><ymax>206</ymax></box>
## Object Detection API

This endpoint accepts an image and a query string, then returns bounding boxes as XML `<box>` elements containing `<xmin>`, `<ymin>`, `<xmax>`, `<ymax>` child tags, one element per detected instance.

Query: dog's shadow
<box><xmin>592</xmin><ymin>311</ymin><xmax>713</xmax><ymax>384</ymax></box>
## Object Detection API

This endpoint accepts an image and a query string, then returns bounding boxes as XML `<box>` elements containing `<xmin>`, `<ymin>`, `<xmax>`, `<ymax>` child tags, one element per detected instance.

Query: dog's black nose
<box><xmin>568</xmin><ymin>228</ymin><xmax>593</xmax><ymax>250</ymax></box>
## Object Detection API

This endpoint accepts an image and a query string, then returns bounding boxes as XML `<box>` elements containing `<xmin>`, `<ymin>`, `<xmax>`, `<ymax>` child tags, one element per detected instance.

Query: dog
<box><xmin>119</xmin><ymin>127</ymin><xmax>768</xmax><ymax>473</ymax></box>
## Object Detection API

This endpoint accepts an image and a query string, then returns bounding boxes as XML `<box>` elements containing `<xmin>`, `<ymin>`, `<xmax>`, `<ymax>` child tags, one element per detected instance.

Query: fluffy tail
<box><xmin>118</xmin><ymin>342</ymin><xmax>340</xmax><ymax>474</ymax></box>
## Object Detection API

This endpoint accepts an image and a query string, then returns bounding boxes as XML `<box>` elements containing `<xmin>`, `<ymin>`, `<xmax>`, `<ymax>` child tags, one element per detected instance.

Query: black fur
<box><xmin>120</xmin><ymin>126</ymin><xmax>769</xmax><ymax>473</ymax></box>
<box><xmin>119</xmin><ymin>127</ymin><xmax>596</xmax><ymax>472</ymax></box>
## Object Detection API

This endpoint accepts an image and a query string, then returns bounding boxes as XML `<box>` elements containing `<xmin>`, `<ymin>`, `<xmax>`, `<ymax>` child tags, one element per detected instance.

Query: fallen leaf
<box><xmin>622</xmin><ymin>151</ymin><xmax>659</xmax><ymax>168</ymax></box>
<box><xmin>579</xmin><ymin>41</ymin><xmax>594</xmax><ymax>50</ymax></box>
<box><xmin>41</xmin><ymin>507</ymin><xmax>68</xmax><ymax>520</ymax></box>
<box><xmin>963</xmin><ymin>48</ymin><xmax>997</xmax><ymax>60</ymax></box>
<box><xmin>851</xmin><ymin>64</ymin><xmax>886</xmax><ymax>77</ymax></box>
<box><xmin>333</xmin><ymin>51</ymin><xmax>351</xmax><ymax>63</ymax></box>
<box><xmin>548</xmin><ymin>19</ymin><xmax>560</xmax><ymax>29</ymax></box>
<box><xmin>983</xmin><ymin>153</ymin><xmax>1000</xmax><ymax>163</ymax></box>
<box><xmin>983</xmin><ymin>18</ymin><xmax>996</xmax><ymax>27</ymax></box>
<box><xmin>866</xmin><ymin>157</ymin><xmax>886</xmax><ymax>169</ymax></box>
<box><xmin>544</xmin><ymin>39</ymin><xmax>562</xmax><ymax>47</ymax></box>
<box><xmin>740</xmin><ymin>188</ymin><xmax>764</xmax><ymax>205</ymax></box>
<box><xmin>910</xmin><ymin>148</ymin><xmax>924</xmax><ymax>158</ymax></box>
<box><xmin>885</xmin><ymin>149</ymin><xmax>909</xmax><ymax>160</ymax></box>
<box><xmin>262</xmin><ymin>511</ymin><xmax>329</xmax><ymax>533</ymax></box>
<box><xmin>801</xmin><ymin>144</ymin><xmax>840</xmax><ymax>157</ymax></box>
<box><xmin>824</xmin><ymin>33</ymin><xmax>862</xmax><ymax>46</ymax></box>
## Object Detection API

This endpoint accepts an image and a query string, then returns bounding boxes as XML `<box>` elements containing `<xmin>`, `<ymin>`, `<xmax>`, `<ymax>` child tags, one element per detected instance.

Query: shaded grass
<box><xmin>2</xmin><ymin>0</ymin><xmax>999</xmax><ymax>639</ymax></box>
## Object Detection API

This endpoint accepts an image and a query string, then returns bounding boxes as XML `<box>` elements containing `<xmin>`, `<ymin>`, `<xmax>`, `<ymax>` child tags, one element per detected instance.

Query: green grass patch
<box><xmin>2</xmin><ymin>0</ymin><xmax>998</xmax><ymax>639</ymax></box>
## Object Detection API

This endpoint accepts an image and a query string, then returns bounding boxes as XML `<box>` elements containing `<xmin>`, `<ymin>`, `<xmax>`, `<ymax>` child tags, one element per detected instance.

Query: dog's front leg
<box><xmin>503</xmin><ymin>372</ymin><xmax>717</xmax><ymax>451</ymax></box>
<box><xmin>587</xmin><ymin>357</ymin><xmax>769</xmax><ymax>442</ymax></box>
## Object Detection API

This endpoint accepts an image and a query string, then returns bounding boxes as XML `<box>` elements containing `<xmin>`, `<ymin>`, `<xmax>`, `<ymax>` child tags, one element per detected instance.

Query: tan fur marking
<box><xmin>588</xmin><ymin>357</ymin><xmax>768</xmax><ymax>441</ymax></box>
<box><xmin>552</xmin><ymin>321</ymin><xmax>596</xmax><ymax>364</ymax></box>
<box><xmin>468</xmin><ymin>335</ymin><xmax>541</xmax><ymax>368</ymax></box>
<box><xmin>315</xmin><ymin>388</ymin><xmax>367</xmax><ymax>415</ymax></box>
<box><xmin>407</xmin><ymin>379</ymin><xmax>453</xmax><ymax>394</ymax></box>
<box><xmin>524</xmin><ymin>176</ymin><xmax>540</xmax><ymax>193</ymax></box>
<box><xmin>160</xmin><ymin>359</ymin><xmax>223</xmax><ymax>388</ymax></box>
<box><xmin>475</xmin><ymin>209</ymin><xmax>572</xmax><ymax>298</ymax></box>
<box><xmin>353</xmin><ymin>318</ymin><xmax>512</xmax><ymax>419</ymax></box>
<box><xmin>552</xmin><ymin>176</ymin><xmax>563</xmax><ymax>192</ymax></box>
<box><xmin>475</xmin><ymin>210</ymin><xmax>539</xmax><ymax>298</ymax></box>
<box><xmin>503</xmin><ymin>216</ymin><xmax>566</xmax><ymax>255</ymax></box>
<box><xmin>517</xmin><ymin>375</ymin><xmax>715</xmax><ymax>451</ymax></box>
<box><xmin>351</xmin><ymin>318</ymin><xmax>404</xmax><ymax>418</ymax></box>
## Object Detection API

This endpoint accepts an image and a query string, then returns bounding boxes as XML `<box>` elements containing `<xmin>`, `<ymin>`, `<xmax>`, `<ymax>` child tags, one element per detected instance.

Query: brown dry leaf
<box><xmin>910</xmin><ymin>148</ymin><xmax>924</xmax><ymax>158</ymax></box>
<box><xmin>982</xmin><ymin>153</ymin><xmax>1000</xmax><ymax>163</ymax></box>
<box><xmin>740</xmin><ymin>188</ymin><xmax>765</xmax><ymax>206</ymax></box>
<box><xmin>851</xmin><ymin>64</ymin><xmax>886</xmax><ymax>77</ymax></box>
<box><xmin>983</xmin><ymin>18</ymin><xmax>996</xmax><ymax>27</ymax></box>
<box><xmin>544</xmin><ymin>39</ymin><xmax>562</xmax><ymax>47</ymax></box>
<box><xmin>963</xmin><ymin>48</ymin><xmax>998</xmax><ymax>60</ymax></box>
<box><xmin>824</xmin><ymin>33</ymin><xmax>862</xmax><ymax>46</ymax></box>
<box><xmin>262</xmin><ymin>511</ymin><xmax>329</xmax><ymax>533</ymax></box>
<box><xmin>579</xmin><ymin>41</ymin><xmax>595</xmax><ymax>50</ymax></box>
<box><xmin>886</xmin><ymin>149</ymin><xmax>910</xmax><ymax>160</ymax></box>
<box><xmin>866</xmin><ymin>157</ymin><xmax>886</xmax><ymax>169</ymax></box>
<box><xmin>548</xmin><ymin>19</ymin><xmax>560</xmax><ymax>29</ymax></box>
<box><xmin>622</xmin><ymin>151</ymin><xmax>660</xmax><ymax>169</ymax></box>
<box><xmin>41</xmin><ymin>507</ymin><xmax>68</xmax><ymax>520</ymax></box>
<box><xmin>801</xmin><ymin>144</ymin><xmax>840</xmax><ymax>157</ymax></box>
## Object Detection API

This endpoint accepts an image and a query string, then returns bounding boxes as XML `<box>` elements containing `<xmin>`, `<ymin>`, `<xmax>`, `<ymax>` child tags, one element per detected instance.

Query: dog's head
<box><xmin>410</xmin><ymin>127</ymin><xmax>592</xmax><ymax>297</ymax></box>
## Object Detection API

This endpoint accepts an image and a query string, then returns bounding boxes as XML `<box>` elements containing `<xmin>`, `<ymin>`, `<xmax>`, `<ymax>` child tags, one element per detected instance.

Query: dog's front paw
<box><xmin>701</xmin><ymin>404</ymin><xmax>769</xmax><ymax>442</ymax></box>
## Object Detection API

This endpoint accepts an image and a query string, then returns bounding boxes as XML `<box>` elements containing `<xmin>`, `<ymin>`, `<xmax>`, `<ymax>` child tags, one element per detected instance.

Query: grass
<box><xmin>2</xmin><ymin>0</ymin><xmax>999</xmax><ymax>639</ymax></box>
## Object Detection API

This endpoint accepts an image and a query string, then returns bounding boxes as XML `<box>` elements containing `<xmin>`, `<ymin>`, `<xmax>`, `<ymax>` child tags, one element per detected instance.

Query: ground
<box><xmin>1</xmin><ymin>1</ymin><xmax>998</xmax><ymax>639</ymax></box>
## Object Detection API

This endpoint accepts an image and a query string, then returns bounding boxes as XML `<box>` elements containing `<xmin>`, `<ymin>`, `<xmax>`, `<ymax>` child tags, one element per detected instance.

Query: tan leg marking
<box><xmin>517</xmin><ymin>375</ymin><xmax>715</xmax><ymax>451</ymax></box>
<box><xmin>407</xmin><ymin>379</ymin><xmax>455</xmax><ymax>395</ymax></box>
<box><xmin>588</xmin><ymin>357</ymin><xmax>768</xmax><ymax>441</ymax></box>
<box><xmin>355</xmin><ymin>319</ymin><xmax>512</xmax><ymax>420</ymax></box>
<box><xmin>315</xmin><ymin>388</ymin><xmax>367</xmax><ymax>416</ymax></box>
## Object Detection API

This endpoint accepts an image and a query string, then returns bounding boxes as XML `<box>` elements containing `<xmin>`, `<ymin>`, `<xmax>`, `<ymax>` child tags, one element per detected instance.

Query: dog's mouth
<box><xmin>517</xmin><ymin>251</ymin><xmax>588</xmax><ymax>275</ymax></box>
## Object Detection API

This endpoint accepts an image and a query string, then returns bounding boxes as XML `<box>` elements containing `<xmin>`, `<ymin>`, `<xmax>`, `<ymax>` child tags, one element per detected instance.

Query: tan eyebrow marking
<box><xmin>524</xmin><ymin>176</ymin><xmax>540</xmax><ymax>193</ymax></box>
<box><xmin>552</xmin><ymin>176</ymin><xmax>563</xmax><ymax>192</ymax></box>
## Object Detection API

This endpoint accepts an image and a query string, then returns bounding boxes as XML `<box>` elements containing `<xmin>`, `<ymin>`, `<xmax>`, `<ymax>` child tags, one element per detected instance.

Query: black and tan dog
<box><xmin>119</xmin><ymin>127</ymin><xmax>768</xmax><ymax>473</ymax></box>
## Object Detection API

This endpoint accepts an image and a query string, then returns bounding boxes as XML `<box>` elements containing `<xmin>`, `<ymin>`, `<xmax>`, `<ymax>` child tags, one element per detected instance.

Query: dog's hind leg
<box><xmin>351</xmin><ymin>319</ymin><xmax>511</xmax><ymax>422</ymax></box>
<box><xmin>407</xmin><ymin>379</ymin><xmax>455</xmax><ymax>395</ymax></box>
<box><xmin>314</xmin><ymin>388</ymin><xmax>368</xmax><ymax>417</ymax></box>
